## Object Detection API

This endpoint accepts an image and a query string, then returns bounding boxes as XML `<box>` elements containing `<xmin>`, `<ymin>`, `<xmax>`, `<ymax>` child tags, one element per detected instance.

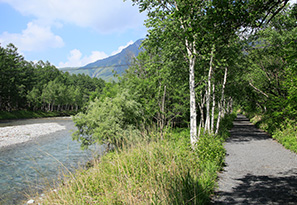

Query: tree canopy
<box><xmin>0</xmin><ymin>43</ymin><xmax>105</xmax><ymax>112</ymax></box>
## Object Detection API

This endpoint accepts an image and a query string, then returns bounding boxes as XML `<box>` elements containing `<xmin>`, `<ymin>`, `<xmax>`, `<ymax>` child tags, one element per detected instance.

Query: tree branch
<box><xmin>249</xmin><ymin>81</ymin><xmax>269</xmax><ymax>98</ymax></box>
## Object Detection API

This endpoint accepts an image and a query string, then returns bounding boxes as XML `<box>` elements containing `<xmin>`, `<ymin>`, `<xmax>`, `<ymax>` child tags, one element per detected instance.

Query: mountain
<box><xmin>60</xmin><ymin>39</ymin><xmax>144</xmax><ymax>81</ymax></box>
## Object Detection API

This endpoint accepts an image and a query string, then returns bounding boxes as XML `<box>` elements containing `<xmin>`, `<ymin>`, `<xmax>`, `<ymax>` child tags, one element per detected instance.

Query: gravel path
<box><xmin>212</xmin><ymin>114</ymin><xmax>297</xmax><ymax>204</ymax></box>
<box><xmin>0</xmin><ymin>117</ymin><xmax>70</xmax><ymax>148</ymax></box>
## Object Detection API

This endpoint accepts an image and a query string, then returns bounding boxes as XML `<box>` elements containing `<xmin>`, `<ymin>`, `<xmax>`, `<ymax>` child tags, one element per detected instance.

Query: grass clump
<box><xmin>272</xmin><ymin>120</ymin><xmax>297</xmax><ymax>153</ymax></box>
<box><xmin>36</xmin><ymin>115</ymin><xmax>235</xmax><ymax>204</ymax></box>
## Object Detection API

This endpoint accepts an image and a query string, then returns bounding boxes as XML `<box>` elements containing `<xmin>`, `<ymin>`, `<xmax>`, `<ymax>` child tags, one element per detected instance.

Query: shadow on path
<box><xmin>215</xmin><ymin>172</ymin><xmax>297</xmax><ymax>204</ymax></box>
<box><xmin>212</xmin><ymin>114</ymin><xmax>297</xmax><ymax>204</ymax></box>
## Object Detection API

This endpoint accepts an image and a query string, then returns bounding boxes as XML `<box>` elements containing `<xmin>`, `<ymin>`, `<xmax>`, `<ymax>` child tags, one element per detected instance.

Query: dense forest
<box><xmin>0</xmin><ymin>43</ymin><xmax>105</xmax><ymax>112</ymax></box>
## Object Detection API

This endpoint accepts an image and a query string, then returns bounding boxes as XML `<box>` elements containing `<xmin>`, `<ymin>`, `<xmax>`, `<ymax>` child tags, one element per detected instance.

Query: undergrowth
<box><xmin>272</xmin><ymin>120</ymin><xmax>297</xmax><ymax>153</ymax></box>
<box><xmin>32</xmin><ymin>114</ymin><xmax>236</xmax><ymax>204</ymax></box>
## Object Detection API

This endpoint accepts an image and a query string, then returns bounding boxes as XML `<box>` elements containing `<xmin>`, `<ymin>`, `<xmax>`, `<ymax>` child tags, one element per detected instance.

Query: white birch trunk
<box><xmin>229</xmin><ymin>97</ymin><xmax>233</xmax><ymax>114</ymax></box>
<box><xmin>205</xmin><ymin>45</ymin><xmax>215</xmax><ymax>133</ymax></box>
<box><xmin>197</xmin><ymin>94</ymin><xmax>205</xmax><ymax>137</ymax></box>
<box><xmin>211</xmin><ymin>83</ymin><xmax>215</xmax><ymax>133</ymax></box>
<box><xmin>215</xmin><ymin>67</ymin><xmax>228</xmax><ymax>135</ymax></box>
<box><xmin>222</xmin><ymin>98</ymin><xmax>226</xmax><ymax>118</ymax></box>
<box><xmin>160</xmin><ymin>85</ymin><xmax>166</xmax><ymax>139</ymax></box>
<box><xmin>186</xmin><ymin>40</ymin><xmax>197</xmax><ymax>146</ymax></box>
<box><xmin>174</xmin><ymin>1</ymin><xmax>197</xmax><ymax>146</ymax></box>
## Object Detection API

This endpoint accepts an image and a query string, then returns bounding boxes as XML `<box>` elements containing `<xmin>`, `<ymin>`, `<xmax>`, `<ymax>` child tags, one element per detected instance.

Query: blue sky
<box><xmin>0</xmin><ymin>0</ymin><xmax>147</xmax><ymax>68</ymax></box>
<box><xmin>1</xmin><ymin>1</ymin><xmax>296</xmax><ymax>68</ymax></box>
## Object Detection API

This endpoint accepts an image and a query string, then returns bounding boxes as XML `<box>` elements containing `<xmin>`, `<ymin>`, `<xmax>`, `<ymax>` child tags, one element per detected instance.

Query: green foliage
<box><xmin>240</xmin><ymin>5</ymin><xmax>297</xmax><ymax>133</ymax></box>
<box><xmin>121</xmin><ymin>50</ymin><xmax>190</xmax><ymax>129</ymax></box>
<box><xmin>194</xmin><ymin>113</ymin><xmax>236</xmax><ymax>170</ymax></box>
<box><xmin>38</xmin><ymin>133</ymin><xmax>212</xmax><ymax>204</ymax></box>
<box><xmin>72</xmin><ymin>89</ymin><xmax>143</xmax><ymax>149</ymax></box>
<box><xmin>272</xmin><ymin>120</ymin><xmax>297</xmax><ymax>153</ymax></box>
<box><xmin>196</xmin><ymin>133</ymin><xmax>225</xmax><ymax>170</ymax></box>
<box><xmin>0</xmin><ymin>43</ymin><xmax>105</xmax><ymax>115</ymax></box>
<box><xmin>216</xmin><ymin>113</ymin><xmax>237</xmax><ymax>138</ymax></box>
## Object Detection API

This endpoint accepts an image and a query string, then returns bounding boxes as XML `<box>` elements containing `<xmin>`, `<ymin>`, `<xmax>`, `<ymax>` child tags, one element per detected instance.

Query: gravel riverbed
<box><xmin>0</xmin><ymin>118</ymin><xmax>70</xmax><ymax>148</ymax></box>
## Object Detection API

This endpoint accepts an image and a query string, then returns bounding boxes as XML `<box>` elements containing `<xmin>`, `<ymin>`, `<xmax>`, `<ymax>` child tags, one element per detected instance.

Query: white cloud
<box><xmin>58</xmin><ymin>40</ymin><xmax>135</xmax><ymax>67</ymax></box>
<box><xmin>58</xmin><ymin>49</ymin><xmax>108</xmax><ymax>68</ymax></box>
<box><xmin>0</xmin><ymin>0</ymin><xmax>146</xmax><ymax>33</ymax></box>
<box><xmin>0</xmin><ymin>22</ymin><xmax>64</xmax><ymax>52</ymax></box>
<box><xmin>111</xmin><ymin>40</ymin><xmax>134</xmax><ymax>55</ymax></box>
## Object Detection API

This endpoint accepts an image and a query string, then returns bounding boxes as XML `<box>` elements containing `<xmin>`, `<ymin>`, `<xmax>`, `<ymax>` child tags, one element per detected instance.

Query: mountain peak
<box><xmin>60</xmin><ymin>39</ymin><xmax>144</xmax><ymax>81</ymax></box>
<box><xmin>83</xmin><ymin>38</ymin><xmax>143</xmax><ymax>69</ymax></box>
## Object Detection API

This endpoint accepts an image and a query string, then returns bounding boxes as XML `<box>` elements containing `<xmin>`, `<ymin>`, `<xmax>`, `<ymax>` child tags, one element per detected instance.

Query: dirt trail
<box><xmin>212</xmin><ymin>114</ymin><xmax>297</xmax><ymax>204</ymax></box>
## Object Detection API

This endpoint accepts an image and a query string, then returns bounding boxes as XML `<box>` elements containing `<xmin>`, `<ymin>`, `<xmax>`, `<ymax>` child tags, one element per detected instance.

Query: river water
<box><xmin>0</xmin><ymin>117</ymin><xmax>105</xmax><ymax>205</ymax></box>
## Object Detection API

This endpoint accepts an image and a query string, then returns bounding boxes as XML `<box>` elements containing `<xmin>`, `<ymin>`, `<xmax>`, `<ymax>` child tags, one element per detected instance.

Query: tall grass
<box><xmin>32</xmin><ymin>115</ymin><xmax>235</xmax><ymax>204</ymax></box>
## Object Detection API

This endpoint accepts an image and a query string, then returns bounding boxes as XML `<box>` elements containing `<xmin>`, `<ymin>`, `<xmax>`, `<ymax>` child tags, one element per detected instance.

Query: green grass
<box><xmin>272</xmin><ymin>121</ymin><xmax>297</xmax><ymax>153</ymax></box>
<box><xmin>31</xmin><ymin>114</ymin><xmax>236</xmax><ymax>204</ymax></box>
<box><xmin>0</xmin><ymin>110</ymin><xmax>77</xmax><ymax>120</ymax></box>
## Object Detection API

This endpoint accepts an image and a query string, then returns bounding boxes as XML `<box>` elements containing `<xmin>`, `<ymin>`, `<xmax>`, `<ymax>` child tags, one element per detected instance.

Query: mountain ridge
<box><xmin>60</xmin><ymin>39</ymin><xmax>144</xmax><ymax>81</ymax></box>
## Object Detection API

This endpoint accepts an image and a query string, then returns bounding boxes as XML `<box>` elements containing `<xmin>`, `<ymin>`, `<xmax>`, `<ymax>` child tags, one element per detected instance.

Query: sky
<box><xmin>0</xmin><ymin>0</ymin><xmax>147</xmax><ymax>68</ymax></box>
<box><xmin>1</xmin><ymin>1</ymin><xmax>296</xmax><ymax>68</ymax></box>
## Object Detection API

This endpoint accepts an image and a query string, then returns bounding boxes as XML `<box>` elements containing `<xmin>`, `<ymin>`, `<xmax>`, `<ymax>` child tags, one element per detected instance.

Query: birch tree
<box><xmin>128</xmin><ymin>0</ymin><xmax>290</xmax><ymax>146</ymax></box>
<box><xmin>130</xmin><ymin>0</ymin><xmax>215</xmax><ymax>146</ymax></box>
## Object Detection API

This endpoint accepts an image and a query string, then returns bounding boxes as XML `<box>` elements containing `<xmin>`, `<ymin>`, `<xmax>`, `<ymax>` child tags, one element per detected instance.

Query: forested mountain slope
<box><xmin>60</xmin><ymin>39</ymin><xmax>143</xmax><ymax>81</ymax></box>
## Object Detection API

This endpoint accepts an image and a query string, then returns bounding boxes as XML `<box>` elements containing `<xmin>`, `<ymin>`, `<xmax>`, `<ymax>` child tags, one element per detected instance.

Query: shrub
<box><xmin>72</xmin><ymin>89</ymin><xmax>143</xmax><ymax>149</ymax></box>
<box><xmin>273</xmin><ymin>120</ymin><xmax>297</xmax><ymax>153</ymax></box>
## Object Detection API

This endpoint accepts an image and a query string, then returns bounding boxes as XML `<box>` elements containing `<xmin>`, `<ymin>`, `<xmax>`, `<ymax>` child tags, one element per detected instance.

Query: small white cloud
<box><xmin>111</xmin><ymin>40</ymin><xmax>134</xmax><ymax>55</ymax></box>
<box><xmin>87</xmin><ymin>51</ymin><xmax>108</xmax><ymax>64</ymax></box>
<box><xmin>58</xmin><ymin>49</ymin><xmax>108</xmax><ymax>68</ymax></box>
<box><xmin>0</xmin><ymin>22</ymin><xmax>64</xmax><ymax>52</ymax></box>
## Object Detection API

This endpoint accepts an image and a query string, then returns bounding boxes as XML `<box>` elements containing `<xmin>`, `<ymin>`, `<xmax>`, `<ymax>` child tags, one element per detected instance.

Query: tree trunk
<box><xmin>174</xmin><ymin>0</ymin><xmax>197</xmax><ymax>147</ymax></box>
<box><xmin>160</xmin><ymin>85</ymin><xmax>166</xmax><ymax>139</ymax></box>
<box><xmin>205</xmin><ymin>45</ymin><xmax>215</xmax><ymax>134</ymax></box>
<box><xmin>215</xmin><ymin>67</ymin><xmax>228</xmax><ymax>135</ymax></box>
<box><xmin>211</xmin><ymin>83</ymin><xmax>215</xmax><ymax>133</ymax></box>
<box><xmin>197</xmin><ymin>92</ymin><xmax>205</xmax><ymax>137</ymax></box>
<box><xmin>186</xmin><ymin>39</ymin><xmax>197</xmax><ymax>146</ymax></box>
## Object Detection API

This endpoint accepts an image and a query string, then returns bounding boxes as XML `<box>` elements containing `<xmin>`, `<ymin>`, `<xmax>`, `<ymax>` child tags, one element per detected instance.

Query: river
<box><xmin>0</xmin><ymin>117</ymin><xmax>105</xmax><ymax>205</ymax></box>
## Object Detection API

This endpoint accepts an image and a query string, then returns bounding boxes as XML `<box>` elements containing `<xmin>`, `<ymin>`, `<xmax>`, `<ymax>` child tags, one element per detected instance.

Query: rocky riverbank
<box><xmin>0</xmin><ymin>118</ymin><xmax>69</xmax><ymax>148</ymax></box>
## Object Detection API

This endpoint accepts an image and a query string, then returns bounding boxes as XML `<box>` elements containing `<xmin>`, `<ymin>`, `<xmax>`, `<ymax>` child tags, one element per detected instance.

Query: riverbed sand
<box><xmin>0</xmin><ymin>123</ymin><xmax>66</xmax><ymax>148</ymax></box>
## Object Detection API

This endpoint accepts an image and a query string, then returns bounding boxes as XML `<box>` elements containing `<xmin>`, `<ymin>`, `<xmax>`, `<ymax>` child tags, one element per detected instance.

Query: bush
<box><xmin>72</xmin><ymin>89</ymin><xmax>143</xmax><ymax>149</ymax></box>
<box><xmin>272</xmin><ymin>120</ymin><xmax>297</xmax><ymax>153</ymax></box>
<box><xmin>216</xmin><ymin>113</ymin><xmax>237</xmax><ymax>139</ymax></box>
<box><xmin>196</xmin><ymin>133</ymin><xmax>226</xmax><ymax>169</ymax></box>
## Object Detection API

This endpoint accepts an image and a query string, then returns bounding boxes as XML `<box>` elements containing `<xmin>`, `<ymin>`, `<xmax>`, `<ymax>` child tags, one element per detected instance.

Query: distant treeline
<box><xmin>0</xmin><ymin>43</ymin><xmax>105</xmax><ymax>112</ymax></box>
